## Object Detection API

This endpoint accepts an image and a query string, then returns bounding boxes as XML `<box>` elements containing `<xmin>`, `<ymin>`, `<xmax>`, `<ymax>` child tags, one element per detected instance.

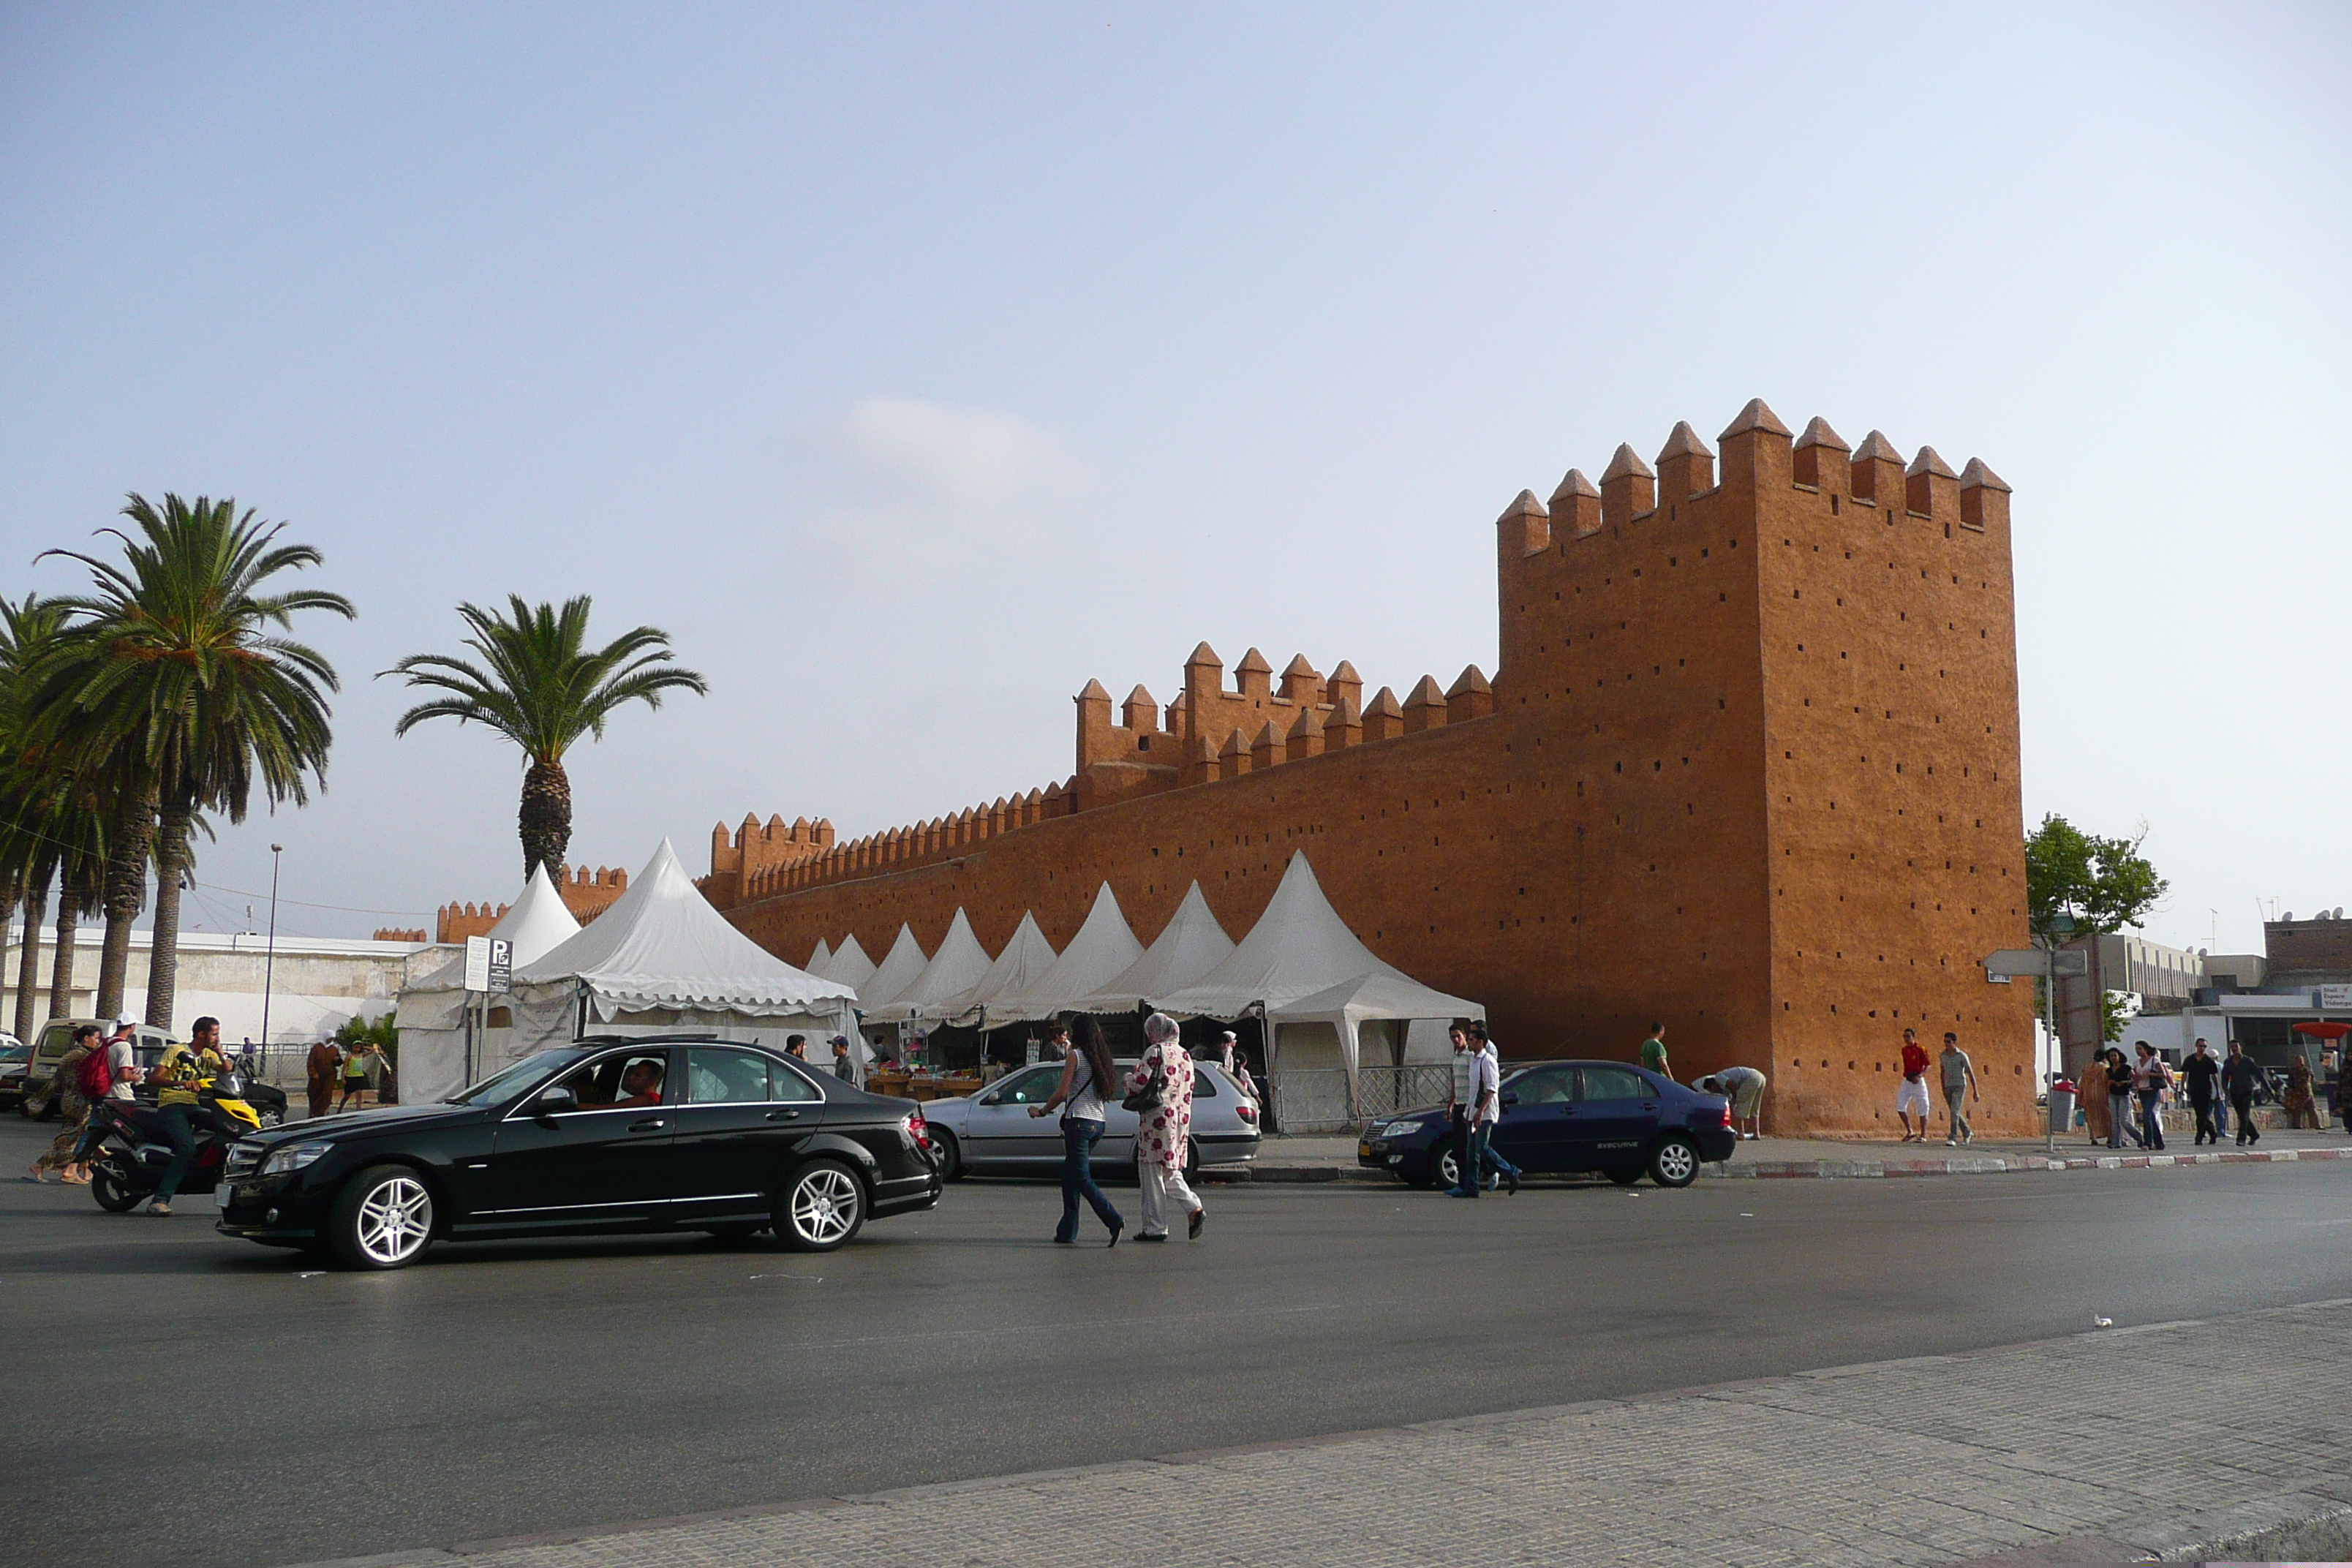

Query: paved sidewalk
<box><xmin>1221</xmin><ymin>1128</ymin><xmax>2352</xmax><ymax>1183</ymax></box>
<box><xmin>302</xmin><ymin>1297</ymin><xmax>2352</xmax><ymax>1568</ymax></box>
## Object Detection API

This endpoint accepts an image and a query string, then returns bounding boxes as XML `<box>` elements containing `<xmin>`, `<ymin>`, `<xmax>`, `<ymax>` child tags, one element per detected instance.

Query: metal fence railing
<box><xmin>1267</xmin><ymin>1065</ymin><xmax>1454</xmax><ymax>1133</ymax></box>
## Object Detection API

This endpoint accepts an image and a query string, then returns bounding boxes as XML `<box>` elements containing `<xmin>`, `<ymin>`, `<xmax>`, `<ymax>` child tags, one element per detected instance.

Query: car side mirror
<box><xmin>1500</xmin><ymin>1092</ymin><xmax>1520</xmax><ymax>1108</ymax></box>
<box><xmin>535</xmin><ymin>1085</ymin><xmax>578</xmax><ymax>1118</ymax></box>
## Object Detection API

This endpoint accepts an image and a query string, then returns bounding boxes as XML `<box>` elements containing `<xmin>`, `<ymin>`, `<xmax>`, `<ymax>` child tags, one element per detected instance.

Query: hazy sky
<box><xmin>2</xmin><ymin>3</ymin><xmax>2346</xmax><ymax>956</ymax></box>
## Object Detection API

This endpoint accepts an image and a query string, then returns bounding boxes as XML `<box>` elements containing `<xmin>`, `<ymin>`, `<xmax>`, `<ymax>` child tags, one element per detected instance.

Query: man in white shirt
<box><xmin>1444</xmin><ymin>1022</ymin><xmax>1478</xmax><ymax>1194</ymax></box>
<box><xmin>102</xmin><ymin>1017</ymin><xmax>140</xmax><ymax>1101</ymax></box>
<box><xmin>1472</xmin><ymin>1022</ymin><xmax>1520</xmax><ymax>1195</ymax></box>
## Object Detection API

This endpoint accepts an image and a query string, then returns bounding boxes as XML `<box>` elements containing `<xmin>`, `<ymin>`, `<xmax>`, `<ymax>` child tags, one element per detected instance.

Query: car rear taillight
<box><xmin>1235</xmin><ymin>1102</ymin><xmax>1258</xmax><ymax>1124</ymax></box>
<box><xmin>902</xmin><ymin>1109</ymin><xmax>931</xmax><ymax>1148</ymax></box>
<box><xmin>1719</xmin><ymin>1104</ymin><xmax>1735</xmax><ymax>1128</ymax></box>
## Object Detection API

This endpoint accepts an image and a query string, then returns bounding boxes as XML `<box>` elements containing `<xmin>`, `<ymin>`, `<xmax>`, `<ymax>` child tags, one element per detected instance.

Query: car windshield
<box><xmin>451</xmin><ymin>1049</ymin><xmax>589</xmax><ymax>1106</ymax></box>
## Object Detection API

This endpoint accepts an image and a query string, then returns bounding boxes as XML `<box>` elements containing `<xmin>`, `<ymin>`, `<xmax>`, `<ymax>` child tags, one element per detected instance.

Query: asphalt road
<box><xmin>5</xmin><ymin>1113</ymin><xmax>2351</xmax><ymax>1568</ymax></box>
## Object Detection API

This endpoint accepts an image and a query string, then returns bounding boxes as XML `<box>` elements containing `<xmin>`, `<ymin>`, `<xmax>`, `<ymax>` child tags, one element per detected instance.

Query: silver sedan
<box><xmin>920</xmin><ymin>1058</ymin><xmax>1261</xmax><ymax>1183</ymax></box>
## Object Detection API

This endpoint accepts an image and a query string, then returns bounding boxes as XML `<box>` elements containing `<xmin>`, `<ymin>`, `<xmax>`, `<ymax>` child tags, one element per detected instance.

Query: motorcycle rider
<box><xmin>146</xmin><ymin>1015</ymin><xmax>231</xmax><ymax>1216</ymax></box>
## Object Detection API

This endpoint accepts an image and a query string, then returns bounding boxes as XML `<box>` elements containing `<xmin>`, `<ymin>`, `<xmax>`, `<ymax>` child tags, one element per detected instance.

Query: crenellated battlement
<box><xmin>702</xmin><ymin>393</ymin><xmax>2027</xmax><ymax>1138</ymax></box>
<box><xmin>433</xmin><ymin>863</ymin><xmax>630</xmax><ymax>942</ymax></box>
<box><xmin>700</xmin><ymin>638</ymin><xmax>1504</xmax><ymax>910</ymax></box>
<box><xmin>1493</xmin><ymin>398</ymin><xmax>2012</xmax><ymax>696</ymax></box>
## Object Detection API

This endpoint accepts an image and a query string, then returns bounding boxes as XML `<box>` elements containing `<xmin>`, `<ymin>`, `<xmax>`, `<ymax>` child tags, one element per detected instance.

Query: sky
<box><xmin>1</xmin><ymin>2</ymin><xmax>2346</xmax><ymax>956</ymax></box>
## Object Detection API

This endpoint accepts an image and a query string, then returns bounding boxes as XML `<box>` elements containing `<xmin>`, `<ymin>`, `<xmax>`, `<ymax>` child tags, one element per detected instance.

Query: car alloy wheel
<box><xmin>1648</xmin><ymin>1135</ymin><xmax>1700</xmax><ymax>1189</ymax></box>
<box><xmin>927</xmin><ymin>1128</ymin><xmax>962</xmax><ymax>1182</ymax></box>
<box><xmin>780</xmin><ymin>1160</ymin><xmax>864</xmax><ymax>1252</ymax></box>
<box><xmin>1435</xmin><ymin>1146</ymin><xmax>1462</xmax><ymax>1191</ymax></box>
<box><xmin>333</xmin><ymin>1165</ymin><xmax>435</xmax><ymax>1270</ymax></box>
<box><xmin>258</xmin><ymin>1110</ymin><xmax>282</xmax><ymax>1129</ymax></box>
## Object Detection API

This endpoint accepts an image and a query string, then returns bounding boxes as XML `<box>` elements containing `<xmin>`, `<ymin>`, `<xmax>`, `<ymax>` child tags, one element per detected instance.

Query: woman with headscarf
<box><xmin>1128</xmin><ymin>1012</ymin><xmax>1205</xmax><ymax>1242</ymax></box>
<box><xmin>2283</xmin><ymin>1054</ymin><xmax>2321</xmax><ymax>1131</ymax></box>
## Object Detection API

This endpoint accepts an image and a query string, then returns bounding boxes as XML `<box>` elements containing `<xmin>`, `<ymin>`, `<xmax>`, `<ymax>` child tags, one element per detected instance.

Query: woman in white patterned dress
<box><xmin>1128</xmin><ymin>1012</ymin><xmax>1204</xmax><ymax>1241</ymax></box>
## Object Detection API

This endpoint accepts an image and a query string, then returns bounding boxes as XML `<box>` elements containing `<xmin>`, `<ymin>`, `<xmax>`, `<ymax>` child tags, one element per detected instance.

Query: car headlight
<box><xmin>260</xmin><ymin>1141</ymin><xmax>334</xmax><ymax>1177</ymax></box>
<box><xmin>1382</xmin><ymin>1119</ymin><xmax>1428</xmax><ymax>1139</ymax></box>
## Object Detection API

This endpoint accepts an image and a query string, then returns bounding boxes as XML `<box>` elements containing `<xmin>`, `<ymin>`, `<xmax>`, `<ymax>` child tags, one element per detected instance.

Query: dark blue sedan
<box><xmin>1355</xmin><ymin>1060</ymin><xmax>1738</xmax><ymax>1189</ymax></box>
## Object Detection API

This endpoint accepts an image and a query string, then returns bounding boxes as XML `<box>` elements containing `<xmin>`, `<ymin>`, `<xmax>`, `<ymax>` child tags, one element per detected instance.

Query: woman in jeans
<box><xmin>2103</xmin><ymin>1048</ymin><xmax>2140</xmax><ymax>1150</ymax></box>
<box><xmin>1028</xmin><ymin>1014</ymin><xmax>1123</xmax><ymax>1246</ymax></box>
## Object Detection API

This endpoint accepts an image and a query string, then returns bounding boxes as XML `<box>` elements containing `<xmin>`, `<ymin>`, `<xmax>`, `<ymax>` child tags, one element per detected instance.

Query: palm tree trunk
<box><xmin>49</xmin><ymin>892</ymin><xmax>78</xmax><ymax>1019</ymax></box>
<box><xmin>519</xmin><ymin>756</ymin><xmax>572</xmax><ymax>881</ymax></box>
<box><xmin>13</xmin><ymin>875</ymin><xmax>44</xmax><ymax>1041</ymax></box>
<box><xmin>94</xmin><ymin>789</ymin><xmax>154</xmax><ymax>1021</ymax></box>
<box><xmin>145</xmin><ymin>792</ymin><xmax>196</xmax><ymax>1032</ymax></box>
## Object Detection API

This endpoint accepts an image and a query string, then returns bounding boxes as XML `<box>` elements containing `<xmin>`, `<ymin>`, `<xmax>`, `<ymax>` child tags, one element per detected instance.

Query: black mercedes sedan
<box><xmin>1357</xmin><ymin>1060</ymin><xmax>1738</xmax><ymax>1189</ymax></box>
<box><xmin>218</xmin><ymin>1036</ymin><xmax>942</xmax><ymax>1270</ymax></box>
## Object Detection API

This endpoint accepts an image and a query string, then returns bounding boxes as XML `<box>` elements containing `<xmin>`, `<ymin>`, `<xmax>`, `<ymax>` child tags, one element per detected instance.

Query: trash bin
<box><xmin>2046</xmin><ymin>1084</ymin><xmax>2076</xmax><ymax>1150</ymax></box>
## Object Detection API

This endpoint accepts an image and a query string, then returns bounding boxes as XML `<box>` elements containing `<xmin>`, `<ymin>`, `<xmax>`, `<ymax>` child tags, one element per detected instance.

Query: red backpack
<box><xmin>76</xmin><ymin>1044</ymin><xmax>113</xmax><ymax>1099</ymax></box>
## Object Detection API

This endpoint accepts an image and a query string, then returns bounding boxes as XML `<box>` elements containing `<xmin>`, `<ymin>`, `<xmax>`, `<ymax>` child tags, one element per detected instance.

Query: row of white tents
<box><xmin>398</xmin><ymin>841</ymin><xmax>858</xmax><ymax>1103</ymax></box>
<box><xmin>801</xmin><ymin>850</ymin><xmax>1478</xmax><ymax>1126</ymax></box>
<box><xmin>397</xmin><ymin>843</ymin><xmax>1478</xmax><ymax>1129</ymax></box>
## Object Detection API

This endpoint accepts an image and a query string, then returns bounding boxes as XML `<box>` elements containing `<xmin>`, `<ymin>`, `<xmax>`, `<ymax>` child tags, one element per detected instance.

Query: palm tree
<box><xmin>385</xmin><ymin>595</ymin><xmax>706</xmax><ymax>878</ymax></box>
<box><xmin>0</xmin><ymin>594</ymin><xmax>104</xmax><ymax>1037</ymax></box>
<box><xmin>28</xmin><ymin>495</ymin><xmax>353</xmax><ymax>1025</ymax></box>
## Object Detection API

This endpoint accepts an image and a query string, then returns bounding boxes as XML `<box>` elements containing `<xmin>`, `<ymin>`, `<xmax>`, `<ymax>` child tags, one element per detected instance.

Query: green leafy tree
<box><xmin>28</xmin><ymin>495</ymin><xmax>354</xmax><ymax>1025</ymax></box>
<box><xmin>383</xmin><ymin>595</ymin><xmax>706</xmax><ymax>879</ymax></box>
<box><xmin>0</xmin><ymin>594</ymin><xmax>106</xmax><ymax>1038</ymax></box>
<box><xmin>2025</xmin><ymin>814</ymin><xmax>2168</xmax><ymax>1047</ymax></box>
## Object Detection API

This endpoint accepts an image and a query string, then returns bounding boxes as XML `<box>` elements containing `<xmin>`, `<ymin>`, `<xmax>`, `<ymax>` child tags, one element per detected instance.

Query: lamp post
<box><xmin>260</xmin><ymin>845</ymin><xmax>283</xmax><ymax>1074</ymax></box>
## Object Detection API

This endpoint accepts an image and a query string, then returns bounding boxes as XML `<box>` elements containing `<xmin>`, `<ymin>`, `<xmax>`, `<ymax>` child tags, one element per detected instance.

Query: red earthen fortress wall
<box><xmin>433</xmin><ymin>864</ymin><xmax>631</xmax><ymax>944</ymax></box>
<box><xmin>701</xmin><ymin>399</ymin><xmax>2036</xmax><ymax>1134</ymax></box>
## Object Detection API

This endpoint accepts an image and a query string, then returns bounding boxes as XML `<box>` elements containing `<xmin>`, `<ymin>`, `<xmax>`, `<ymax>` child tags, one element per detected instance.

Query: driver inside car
<box><xmin>572</xmin><ymin>1058</ymin><xmax>663</xmax><ymax>1110</ymax></box>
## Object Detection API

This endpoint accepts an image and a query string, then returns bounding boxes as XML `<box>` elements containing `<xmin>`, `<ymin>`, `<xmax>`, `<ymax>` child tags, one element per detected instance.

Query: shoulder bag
<box><xmin>1122</xmin><ymin>1053</ymin><xmax>1165</xmax><ymax>1114</ymax></box>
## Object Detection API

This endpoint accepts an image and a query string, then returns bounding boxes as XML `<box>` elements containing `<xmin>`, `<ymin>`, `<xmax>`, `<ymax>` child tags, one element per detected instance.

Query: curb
<box><xmin>1205</xmin><ymin>1146</ymin><xmax>2352</xmax><ymax>1185</ymax></box>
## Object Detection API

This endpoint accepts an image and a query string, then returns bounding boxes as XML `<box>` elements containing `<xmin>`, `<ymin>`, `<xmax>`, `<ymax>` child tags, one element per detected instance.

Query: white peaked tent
<box><xmin>1079</xmin><ymin>881</ymin><xmax>1235</xmax><ymax>1014</ymax></box>
<box><xmin>868</xmin><ymin>909</ymin><xmax>992</xmax><ymax>1026</ymax></box>
<box><xmin>991</xmin><ymin>881</ymin><xmax>1145</xmax><ymax>1023</ymax></box>
<box><xmin>822</xmin><ymin>932</ymin><xmax>878</xmax><ymax>995</ymax></box>
<box><xmin>858</xmin><ymin>924</ymin><xmax>930</xmax><ymax>1013</ymax></box>
<box><xmin>397</xmin><ymin>864</ymin><xmax>585</xmax><ymax>1103</ymax></box>
<box><xmin>949</xmin><ymin>911</ymin><xmax>1058</xmax><ymax>1025</ymax></box>
<box><xmin>1153</xmin><ymin>852</ymin><xmax>1480</xmax><ymax>1130</ymax></box>
<box><xmin>498</xmin><ymin>839</ymin><xmax>859</xmax><ymax>1076</ymax></box>
<box><xmin>807</xmin><ymin>937</ymin><xmax>832</xmax><ymax>975</ymax></box>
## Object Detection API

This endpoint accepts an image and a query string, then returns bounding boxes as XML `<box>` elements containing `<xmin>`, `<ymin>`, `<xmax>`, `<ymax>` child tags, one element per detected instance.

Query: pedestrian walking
<box><xmin>305</xmin><ymin>1038</ymin><xmax>338</xmax><ymax>1120</ymax></box>
<box><xmin>2131</xmin><ymin>1042</ymin><xmax>2168</xmax><ymax>1152</ymax></box>
<box><xmin>2332</xmin><ymin>1049</ymin><xmax>2351</xmax><ymax>1132</ymax></box>
<box><xmin>1639</xmin><ymin>1024</ymin><xmax>1672</xmax><ymax>1082</ymax></box>
<box><xmin>1025</xmin><ymin>1015</ymin><xmax>1122</xmax><ymax>1246</ymax></box>
<box><xmin>1445</xmin><ymin>1020</ymin><xmax>1478</xmax><ymax>1186</ymax></box>
<box><xmin>829</xmin><ymin>1036</ymin><xmax>856</xmax><ymax>1082</ymax></box>
<box><xmin>1896</xmin><ymin>1028</ymin><xmax>1933</xmax><ymax>1142</ymax></box>
<box><xmin>2101</xmin><ymin>1047</ymin><xmax>2139</xmax><ymax>1150</ymax></box>
<box><xmin>24</xmin><ymin>1022</ymin><xmax>101</xmax><ymax>1184</ymax></box>
<box><xmin>2223</xmin><ymin>1040</ymin><xmax>2261</xmax><ymax>1145</ymax></box>
<box><xmin>1937</xmin><ymin>1033</ymin><xmax>1980</xmax><ymax>1146</ymax></box>
<box><xmin>1464</xmin><ymin>1022</ymin><xmax>1520</xmax><ymax>1195</ymax></box>
<box><xmin>1126</xmin><ymin>1013</ymin><xmax>1202</xmax><ymax>1241</ymax></box>
<box><xmin>2183</xmin><ymin>1038</ymin><xmax>2222</xmax><ymax>1145</ymax></box>
<box><xmin>337</xmin><ymin>1041</ymin><xmax>370</xmax><ymax>1112</ymax></box>
<box><xmin>1699</xmin><ymin>1065</ymin><xmax>1769</xmax><ymax>1140</ymax></box>
<box><xmin>2283</xmin><ymin>1055</ymin><xmax>2321</xmax><ymax>1131</ymax></box>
